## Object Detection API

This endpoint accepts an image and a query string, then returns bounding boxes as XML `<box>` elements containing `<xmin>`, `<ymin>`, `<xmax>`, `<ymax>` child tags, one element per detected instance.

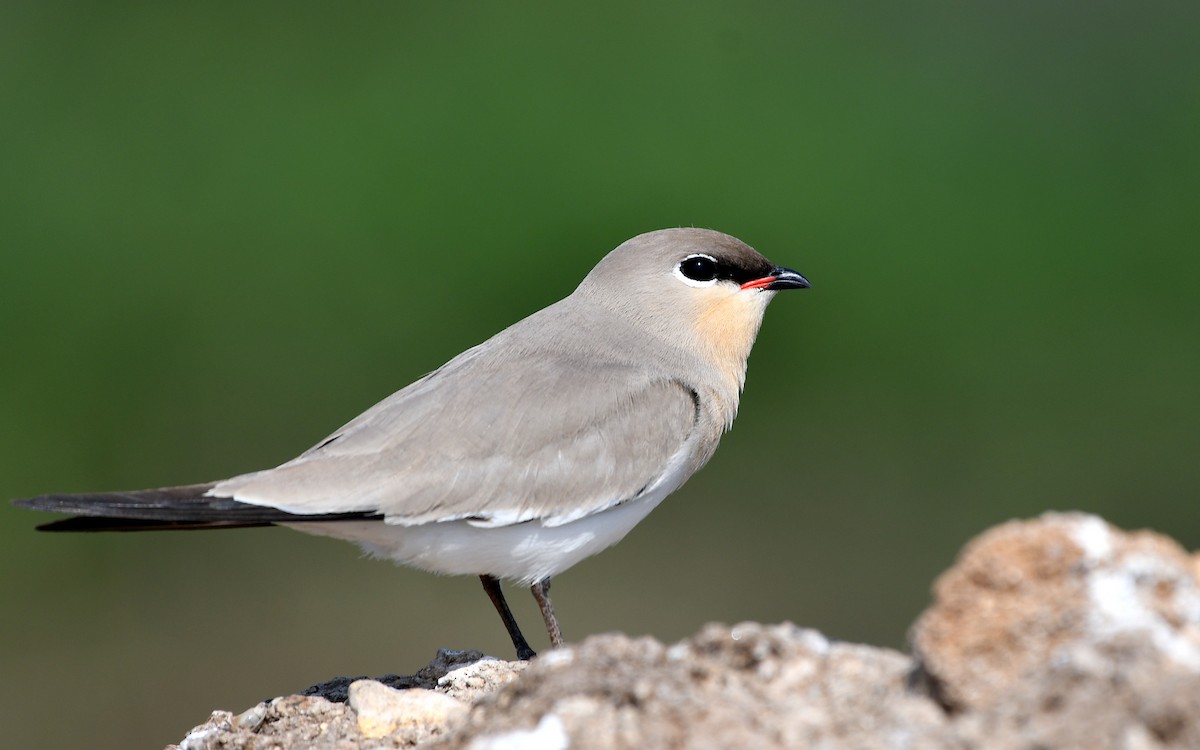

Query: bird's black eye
<box><xmin>678</xmin><ymin>254</ymin><xmax>719</xmax><ymax>282</ymax></box>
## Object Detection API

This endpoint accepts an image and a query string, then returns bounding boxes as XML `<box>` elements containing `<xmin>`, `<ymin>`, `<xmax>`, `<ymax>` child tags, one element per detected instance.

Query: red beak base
<box><xmin>739</xmin><ymin>276</ymin><xmax>777</xmax><ymax>291</ymax></box>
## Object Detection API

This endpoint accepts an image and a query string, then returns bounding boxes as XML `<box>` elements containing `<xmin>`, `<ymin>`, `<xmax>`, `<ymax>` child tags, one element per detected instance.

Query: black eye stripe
<box><xmin>676</xmin><ymin>252</ymin><xmax>775</xmax><ymax>285</ymax></box>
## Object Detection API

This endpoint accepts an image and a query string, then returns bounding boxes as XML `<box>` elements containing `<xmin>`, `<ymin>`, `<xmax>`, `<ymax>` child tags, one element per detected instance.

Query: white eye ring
<box><xmin>673</xmin><ymin>253</ymin><xmax>720</xmax><ymax>288</ymax></box>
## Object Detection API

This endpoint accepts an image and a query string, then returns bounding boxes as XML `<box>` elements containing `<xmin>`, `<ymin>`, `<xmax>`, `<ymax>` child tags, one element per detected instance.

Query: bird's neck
<box><xmin>689</xmin><ymin>292</ymin><xmax>771</xmax><ymax>396</ymax></box>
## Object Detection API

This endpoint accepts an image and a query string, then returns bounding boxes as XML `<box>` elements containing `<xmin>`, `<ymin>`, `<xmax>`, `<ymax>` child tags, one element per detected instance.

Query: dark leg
<box><xmin>479</xmin><ymin>575</ymin><xmax>537</xmax><ymax>660</ymax></box>
<box><xmin>530</xmin><ymin>578</ymin><xmax>564</xmax><ymax>649</ymax></box>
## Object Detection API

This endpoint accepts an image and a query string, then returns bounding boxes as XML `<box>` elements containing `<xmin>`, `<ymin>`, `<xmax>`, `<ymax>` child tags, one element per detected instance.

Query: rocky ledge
<box><xmin>171</xmin><ymin>513</ymin><xmax>1200</xmax><ymax>750</ymax></box>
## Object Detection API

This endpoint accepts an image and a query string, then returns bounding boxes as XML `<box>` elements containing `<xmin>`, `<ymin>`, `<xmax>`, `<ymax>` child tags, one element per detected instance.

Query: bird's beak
<box><xmin>740</xmin><ymin>267</ymin><xmax>811</xmax><ymax>291</ymax></box>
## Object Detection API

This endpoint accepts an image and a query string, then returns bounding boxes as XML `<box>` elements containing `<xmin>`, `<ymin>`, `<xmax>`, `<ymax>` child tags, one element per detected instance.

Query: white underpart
<box><xmin>278</xmin><ymin>407</ymin><xmax>706</xmax><ymax>584</ymax></box>
<box><xmin>284</xmin><ymin>440</ymin><xmax>697</xmax><ymax>585</ymax></box>
<box><xmin>286</xmin><ymin>491</ymin><xmax>662</xmax><ymax>585</ymax></box>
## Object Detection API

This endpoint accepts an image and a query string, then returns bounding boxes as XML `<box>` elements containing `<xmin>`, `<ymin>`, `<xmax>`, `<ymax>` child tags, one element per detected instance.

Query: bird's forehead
<box><xmin>598</xmin><ymin>228</ymin><xmax>773</xmax><ymax>277</ymax></box>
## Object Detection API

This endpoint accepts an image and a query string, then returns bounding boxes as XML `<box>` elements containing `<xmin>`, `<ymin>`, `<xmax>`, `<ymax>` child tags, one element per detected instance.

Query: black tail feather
<box><xmin>12</xmin><ymin>483</ymin><xmax>379</xmax><ymax>532</ymax></box>
<box><xmin>33</xmin><ymin>516</ymin><xmax>279</xmax><ymax>532</ymax></box>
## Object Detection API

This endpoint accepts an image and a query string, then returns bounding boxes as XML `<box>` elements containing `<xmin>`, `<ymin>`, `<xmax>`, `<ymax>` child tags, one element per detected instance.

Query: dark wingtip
<box><xmin>12</xmin><ymin>485</ymin><xmax>383</xmax><ymax>531</ymax></box>
<box><xmin>11</xmin><ymin>484</ymin><xmax>221</xmax><ymax>515</ymax></box>
<box><xmin>13</xmin><ymin>494</ymin><xmax>87</xmax><ymax>513</ymax></box>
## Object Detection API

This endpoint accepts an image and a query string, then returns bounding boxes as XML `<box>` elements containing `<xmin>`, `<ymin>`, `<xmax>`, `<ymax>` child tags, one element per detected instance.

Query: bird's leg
<box><xmin>479</xmin><ymin>575</ymin><xmax>537</xmax><ymax>661</ymax></box>
<box><xmin>531</xmin><ymin>577</ymin><xmax>564</xmax><ymax>649</ymax></box>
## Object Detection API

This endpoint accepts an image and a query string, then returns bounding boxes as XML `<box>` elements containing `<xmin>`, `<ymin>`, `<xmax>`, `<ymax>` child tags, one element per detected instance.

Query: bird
<box><xmin>12</xmin><ymin>227</ymin><xmax>809</xmax><ymax>660</ymax></box>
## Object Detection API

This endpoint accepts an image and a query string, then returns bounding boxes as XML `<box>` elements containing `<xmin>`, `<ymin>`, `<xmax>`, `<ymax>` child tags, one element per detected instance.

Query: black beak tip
<box><xmin>767</xmin><ymin>268</ymin><xmax>811</xmax><ymax>291</ymax></box>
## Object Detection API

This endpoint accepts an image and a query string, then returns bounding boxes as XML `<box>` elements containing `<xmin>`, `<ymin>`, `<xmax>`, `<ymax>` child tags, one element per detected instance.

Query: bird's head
<box><xmin>577</xmin><ymin>228</ymin><xmax>809</xmax><ymax>388</ymax></box>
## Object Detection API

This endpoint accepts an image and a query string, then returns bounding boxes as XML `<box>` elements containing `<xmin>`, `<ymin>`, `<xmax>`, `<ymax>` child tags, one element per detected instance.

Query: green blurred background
<box><xmin>2</xmin><ymin>2</ymin><xmax>1197</xmax><ymax>747</ymax></box>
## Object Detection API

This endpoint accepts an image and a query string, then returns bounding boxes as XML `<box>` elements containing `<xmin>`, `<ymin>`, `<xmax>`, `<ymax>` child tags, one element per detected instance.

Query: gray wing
<box><xmin>209</xmin><ymin>342</ymin><xmax>701</xmax><ymax>527</ymax></box>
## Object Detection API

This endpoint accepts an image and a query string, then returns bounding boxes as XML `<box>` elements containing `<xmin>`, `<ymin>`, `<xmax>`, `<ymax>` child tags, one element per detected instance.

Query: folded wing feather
<box><xmin>209</xmin><ymin>344</ymin><xmax>700</xmax><ymax>528</ymax></box>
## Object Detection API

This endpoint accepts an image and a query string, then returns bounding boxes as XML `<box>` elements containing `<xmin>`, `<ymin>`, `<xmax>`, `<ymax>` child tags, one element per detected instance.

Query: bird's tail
<box><xmin>12</xmin><ymin>484</ymin><xmax>377</xmax><ymax>531</ymax></box>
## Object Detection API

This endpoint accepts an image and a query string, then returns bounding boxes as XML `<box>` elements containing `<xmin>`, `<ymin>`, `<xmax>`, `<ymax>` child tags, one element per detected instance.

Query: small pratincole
<box><xmin>13</xmin><ymin>227</ymin><xmax>810</xmax><ymax>660</ymax></box>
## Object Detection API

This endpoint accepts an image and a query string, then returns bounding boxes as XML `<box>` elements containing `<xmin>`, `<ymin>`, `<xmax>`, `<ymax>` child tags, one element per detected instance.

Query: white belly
<box><xmin>283</xmin><ymin>491</ymin><xmax>665</xmax><ymax>585</ymax></box>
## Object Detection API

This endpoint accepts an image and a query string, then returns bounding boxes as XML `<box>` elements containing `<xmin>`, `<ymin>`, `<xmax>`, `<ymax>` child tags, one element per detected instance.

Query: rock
<box><xmin>300</xmin><ymin>649</ymin><xmax>491</xmax><ymax>703</ymax></box>
<box><xmin>172</xmin><ymin>658</ymin><xmax>525</xmax><ymax>750</ymax></box>
<box><xmin>169</xmin><ymin>513</ymin><xmax>1200</xmax><ymax>750</ymax></box>
<box><xmin>911</xmin><ymin>512</ymin><xmax>1200</xmax><ymax>749</ymax></box>
<box><xmin>175</xmin><ymin>695</ymin><xmax>355</xmax><ymax>750</ymax></box>
<box><xmin>439</xmin><ymin>624</ymin><xmax>955</xmax><ymax>750</ymax></box>
<box><xmin>436</xmin><ymin>658</ymin><xmax>527</xmax><ymax>704</ymax></box>
<box><xmin>349</xmin><ymin>681</ymin><xmax>465</xmax><ymax>741</ymax></box>
<box><xmin>461</xmin><ymin>713</ymin><xmax>570</xmax><ymax>750</ymax></box>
